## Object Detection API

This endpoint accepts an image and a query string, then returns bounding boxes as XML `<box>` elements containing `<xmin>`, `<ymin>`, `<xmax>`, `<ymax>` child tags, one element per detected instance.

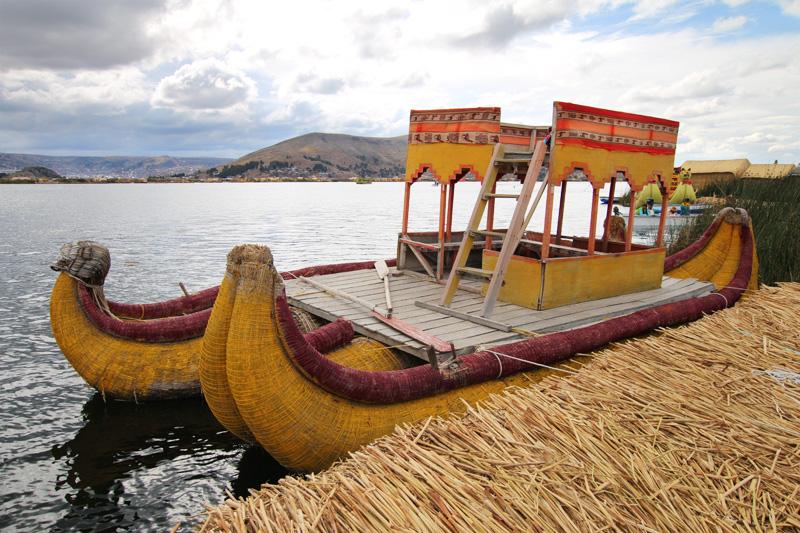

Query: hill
<box><xmin>217</xmin><ymin>133</ymin><xmax>406</xmax><ymax>179</ymax></box>
<box><xmin>0</xmin><ymin>166</ymin><xmax>65</xmax><ymax>182</ymax></box>
<box><xmin>0</xmin><ymin>153</ymin><xmax>232</xmax><ymax>178</ymax></box>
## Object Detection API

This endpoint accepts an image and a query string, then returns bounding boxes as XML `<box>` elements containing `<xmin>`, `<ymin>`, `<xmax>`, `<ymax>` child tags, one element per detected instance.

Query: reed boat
<box><xmin>49</xmin><ymin>240</ymin><xmax>395</xmax><ymax>401</ymax></box>
<box><xmin>198</xmin><ymin>103</ymin><xmax>759</xmax><ymax>471</ymax></box>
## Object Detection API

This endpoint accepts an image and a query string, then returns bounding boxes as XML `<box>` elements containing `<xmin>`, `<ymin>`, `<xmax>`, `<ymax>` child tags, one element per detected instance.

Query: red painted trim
<box><xmin>557</xmin><ymin>137</ymin><xmax>676</xmax><ymax>155</ymax></box>
<box><xmin>555</xmin><ymin>102</ymin><xmax>680</xmax><ymax>128</ymax></box>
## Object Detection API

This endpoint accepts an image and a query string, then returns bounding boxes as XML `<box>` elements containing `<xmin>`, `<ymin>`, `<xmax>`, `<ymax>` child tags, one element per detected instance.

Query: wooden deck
<box><xmin>285</xmin><ymin>268</ymin><xmax>714</xmax><ymax>361</ymax></box>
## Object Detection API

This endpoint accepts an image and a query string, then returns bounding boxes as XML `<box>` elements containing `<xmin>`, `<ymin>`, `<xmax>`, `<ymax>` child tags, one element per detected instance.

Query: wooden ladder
<box><xmin>440</xmin><ymin>140</ymin><xmax>548</xmax><ymax>317</ymax></box>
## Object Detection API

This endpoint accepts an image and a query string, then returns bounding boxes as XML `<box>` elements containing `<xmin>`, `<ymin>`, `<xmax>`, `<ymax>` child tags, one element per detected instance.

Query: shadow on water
<box><xmin>50</xmin><ymin>394</ymin><xmax>289</xmax><ymax>531</ymax></box>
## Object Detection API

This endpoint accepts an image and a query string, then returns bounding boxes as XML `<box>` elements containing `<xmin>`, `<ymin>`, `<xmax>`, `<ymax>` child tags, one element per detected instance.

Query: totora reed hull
<box><xmin>201</xmin><ymin>208</ymin><xmax>758</xmax><ymax>471</ymax></box>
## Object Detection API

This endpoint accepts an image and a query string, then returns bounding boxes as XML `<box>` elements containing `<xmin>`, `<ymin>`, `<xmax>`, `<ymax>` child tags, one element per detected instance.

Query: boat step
<box><xmin>469</xmin><ymin>229</ymin><xmax>506</xmax><ymax>239</ymax></box>
<box><xmin>457</xmin><ymin>266</ymin><xmax>494</xmax><ymax>279</ymax></box>
<box><xmin>483</xmin><ymin>193</ymin><xmax>520</xmax><ymax>199</ymax></box>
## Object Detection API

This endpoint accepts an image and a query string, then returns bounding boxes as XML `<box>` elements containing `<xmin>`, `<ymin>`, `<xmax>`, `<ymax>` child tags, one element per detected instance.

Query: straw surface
<box><xmin>201</xmin><ymin>283</ymin><xmax>800</xmax><ymax>532</ymax></box>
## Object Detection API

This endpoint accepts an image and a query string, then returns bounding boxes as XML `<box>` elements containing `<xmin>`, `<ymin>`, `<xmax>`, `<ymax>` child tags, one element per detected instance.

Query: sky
<box><xmin>0</xmin><ymin>0</ymin><xmax>798</xmax><ymax>164</ymax></box>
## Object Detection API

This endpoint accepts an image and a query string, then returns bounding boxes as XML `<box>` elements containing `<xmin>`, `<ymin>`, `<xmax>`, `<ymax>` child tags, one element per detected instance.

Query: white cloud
<box><xmin>778</xmin><ymin>0</ymin><xmax>800</xmax><ymax>16</ymax></box>
<box><xmin>151</xmin><ymin>59</ymin><xmax>256</xmax><ymax>111</ymax></box>
<box><xmin>712</xmin><ymin>15</ymin><xmax>748</xmax><ymax>32</ymax></box>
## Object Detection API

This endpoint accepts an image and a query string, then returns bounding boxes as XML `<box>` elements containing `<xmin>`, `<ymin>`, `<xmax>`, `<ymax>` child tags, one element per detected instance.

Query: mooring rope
<box><xmin>483</xmin><ymin>348</ymin><xmax>579</xmax><ymax>378</ymax></box>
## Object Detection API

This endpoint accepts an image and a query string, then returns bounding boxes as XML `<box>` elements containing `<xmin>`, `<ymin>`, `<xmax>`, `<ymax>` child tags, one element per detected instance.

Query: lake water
<box><xmin>0</xmin><ymin>181</ymin><xmax>635</xmax><ymax>530</ymax></box>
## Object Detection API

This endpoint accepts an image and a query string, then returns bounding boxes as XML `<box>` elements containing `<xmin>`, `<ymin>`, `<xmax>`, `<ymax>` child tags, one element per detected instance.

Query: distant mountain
<box><xmin>0</xmin><ymin>153</ymin><xmax>232</xmax><ymax>178</ymax></box>
<box><xmin>217</xmin><ymin>132</ymin><xmax>406</xmax><ymax>179</ymax></box>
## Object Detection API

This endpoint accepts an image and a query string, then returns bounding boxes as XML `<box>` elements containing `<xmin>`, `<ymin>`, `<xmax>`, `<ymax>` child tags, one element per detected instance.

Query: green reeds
<box><xmin>670</xmin><ymin>177</ymin><xmax>800</xmax><ymax>285</ymax></box>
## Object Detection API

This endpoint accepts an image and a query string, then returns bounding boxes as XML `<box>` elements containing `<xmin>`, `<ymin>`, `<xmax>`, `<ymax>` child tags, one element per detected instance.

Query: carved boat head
<box><xmin>50</xmin><ymin>241</ymin><xmax>111</xmax><ymax>288</ymax></box>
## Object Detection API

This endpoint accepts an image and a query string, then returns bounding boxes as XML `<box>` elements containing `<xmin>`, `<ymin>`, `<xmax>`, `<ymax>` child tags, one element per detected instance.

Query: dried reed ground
<box><xmin>201</xmin><ymin>284</ymin><xmax>800</xmax><ymax>532</ymax></box>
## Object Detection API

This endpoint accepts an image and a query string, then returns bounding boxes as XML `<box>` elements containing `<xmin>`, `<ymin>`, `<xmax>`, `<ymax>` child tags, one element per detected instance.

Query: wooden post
<box><xmin>555</xmin><ymin>180</ymin><xmax>567</xmax><ymax>244</ymax></box>
<box><xmin>625</xmin><ymin>189</ymin><xmax>636</xmax><ymax>252</ymax></box>
<box><xmin>445</xmin><ymin>181</ymin><xmax>455</xmax><ymax>243</ymax></box>
<box><xmin>402</xmin><ymin>181</ymin><xmax>411</xmax><ymax>235</ymax></box>
<box><xmin>601</xmin><ymin>176</ymin><xmax>617</xmax><ymax>252</ymax></box>
<box><xmin>540</xmin><ymin>181</ymin><xmax>556</xmax><ymax>260</ymax></box>
<box><xmin>587</xmin><ymin>185</ymin><xmax>600</xmax><ymax>255</ymax></box>
<box><xmin>437</xmin><ymin>182</ymin><xmax>447</xmax><ymax>279</ymax></box>
<box><xmin>485</xmin><ymin>179</ymin><xmax>497</xmax><ymax>250</ymax></box>
<box><xmin>656</xmin><ymin>181</ymin><xmax>669</xmax><ymax>247</ymax></box>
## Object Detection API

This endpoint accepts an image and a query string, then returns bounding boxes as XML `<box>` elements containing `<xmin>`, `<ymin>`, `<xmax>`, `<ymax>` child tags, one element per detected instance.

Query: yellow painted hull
<box><xmin>50</xmin><ymin>273</ymin><xmax>201</xmax><ymax>401</ymax></box>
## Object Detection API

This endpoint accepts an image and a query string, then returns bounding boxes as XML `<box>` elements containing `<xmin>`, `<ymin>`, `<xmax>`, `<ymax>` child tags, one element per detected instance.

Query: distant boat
<box><xmin>600</xmin><ymin>196</ymin><xmax>622</xmax><ymax>205</ymax></box>
<box><xmin>354</xmin><ymin>177</ymin><xmax>373</xmax><ymax>184</ymax></box>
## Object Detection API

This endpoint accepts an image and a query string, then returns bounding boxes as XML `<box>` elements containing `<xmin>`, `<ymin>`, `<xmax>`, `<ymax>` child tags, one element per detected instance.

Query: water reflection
<box><xmin>50</xmin><ymin>394</ymin><xmax>288</xmax><ymax>530</ymax></box>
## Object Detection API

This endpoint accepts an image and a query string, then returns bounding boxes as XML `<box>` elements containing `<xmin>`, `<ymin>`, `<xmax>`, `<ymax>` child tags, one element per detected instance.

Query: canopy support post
<box><xmin>437</xmin><ymin>182</ymin><xmax>447</xmax><ymax>279</ymax></box>
<box><xmin>587</xmin><ymin>185</ymin><xmax>600</xmax><ymax>255</ymax></box>
<box><xmin>625</xmin><ymin>189</ymin><xmax>636</xmax><ymax>252</ymax></box>
<box><xmin>540</xmin><ymin>181</ymin><xmax>556</xmax><ymax>260</ymax></box>
<box><xmin>446</xmin><ymin>181</ymin><xmax>455</xmax><ymax>243</ymax></box>
<box><xmin>402</xmin><ymin>181</ymin><xmax>411</xmax><ymax>235</ymax></box>
<box><xmin>485</xmin><ymin>180</ymin><xmax>497</xmax><ymax>250</ymax></box>
<box><xmin>555</xmin><ymin>181</ymin><xmax>567</xmax><ymax>244</ymax></box>
<box><xmin>656</xmin><ymin>179</ymin><xmax>669</xmax><ymax>248</ymax></box>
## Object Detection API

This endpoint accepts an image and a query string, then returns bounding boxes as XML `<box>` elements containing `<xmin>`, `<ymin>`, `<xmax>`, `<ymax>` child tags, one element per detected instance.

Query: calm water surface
<box><xmin>0</xmin><ymin>181</ymin><xmax>632</xmax><ymax>530</ymax></box>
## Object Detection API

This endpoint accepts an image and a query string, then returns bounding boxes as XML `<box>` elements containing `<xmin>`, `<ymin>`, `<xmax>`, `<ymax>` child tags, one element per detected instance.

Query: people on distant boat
<box><xmin>670</xmin><ymin>206</ymin><xmax>679</xmax><ymax>215</ymax></box>
<box><xmin>544</xmin><ymin>128</ymin><xmax>552</xmax><ymax>148</ymax></box>
<box><xmin>613</xmin><ymin>206</ymin><xmax>621</xmax><ymax>217</ymax></box>
<box><xmin>680</xmin><ymin>199</ymin><xmax>691</xmax><ymax>215</ymax></box>
<box><xmin>646</xmin><ymin>198</ymin><xmax>655</xmax><ymax>216</ymax></box>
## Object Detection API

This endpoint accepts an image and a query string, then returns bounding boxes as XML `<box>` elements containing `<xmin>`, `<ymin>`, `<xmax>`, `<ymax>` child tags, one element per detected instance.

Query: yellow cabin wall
<box><xmin>482</xmin><ymin>251</ymin><xmax>542</xmax><ymax>308</ymax></box>
<box><xmin>482</xmin><ymin>248</ymin><xmax>665</xmax><ymax>311</ymax></box>
<box><xmin>540</xmin><ymin>249</ymin><xmax>665</xmax><ymax>309</ymax></box>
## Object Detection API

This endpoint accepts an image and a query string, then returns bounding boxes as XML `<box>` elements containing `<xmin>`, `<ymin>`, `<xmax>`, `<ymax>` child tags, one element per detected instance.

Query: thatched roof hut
<box><xmin>680</xmin><ymin>159</ymin><xmax>750</xmax><ymax>188</ymax></box>
<box><xmin>742</xmin><ymin>163</ymin><xmax>796</xmax><ymax>179</ymax></box>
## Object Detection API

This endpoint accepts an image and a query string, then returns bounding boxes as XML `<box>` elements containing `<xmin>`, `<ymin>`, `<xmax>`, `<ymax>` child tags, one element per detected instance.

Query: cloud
<box><xmin>712</xmin><ymin>15</ymin><xmax>748</xmax><ymax>32</ymax></box>
<box><xmin>628</xmin><ymin>0</ymin><xmax>681</xmax><ymax>20</ymax></box>
<box><xmin>623</xmin><ymin>71</ymin><xmax>729</xmax><ymax>102</ymax></box>
<box><xmin>0</xmin><ymin>0</ymin><xmax>167</xmax><ymax>70</ymax></box>
<box><xmin>450</xmin><ymin>1</ymin><xmax>571</xmax><ymax>49</ymax></box>
<box><xmin>295</xmin><ymin>73</ymin><xmax>346</xmax><ymax>95</ymax></box>
<box><xmin>151</xmin><ymin>59</ymin><xmax>256</xmax><ymax>111</ymax></box>
<box><xmin>778</xmin><ymin>0</ymin><xmax>800</xmax><ymax>16</ymax></box>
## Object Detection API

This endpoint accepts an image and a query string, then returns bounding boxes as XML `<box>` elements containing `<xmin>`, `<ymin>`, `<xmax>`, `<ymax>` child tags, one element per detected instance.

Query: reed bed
<box><xmin>200</xmin><ymin>284</ymin><xmax>800</xmax><ymax>532</ymax></box>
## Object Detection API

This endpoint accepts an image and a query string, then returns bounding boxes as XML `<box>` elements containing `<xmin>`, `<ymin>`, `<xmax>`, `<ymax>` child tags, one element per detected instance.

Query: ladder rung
<box><xmin>495</xmin><ymin>157</ymin><xmax>531</xmax><ymax>165</ymax></box>
<box><xmin>457</xmin><ymin>267</ymin><xmax>494</xmax><ymax>279</ymax></box>
<box><xmin>483</xmin><ymin>193</ymin><xmax>520</xmax><ymax>199</ymax></box>
<box><xmin>470</xmin><ymin>229</ymin><xmax>506</xmax><ymax>238</ymax></box>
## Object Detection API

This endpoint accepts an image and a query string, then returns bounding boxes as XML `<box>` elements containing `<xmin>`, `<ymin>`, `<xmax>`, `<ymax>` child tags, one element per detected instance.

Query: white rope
<box><xmin>483</xmin><ymin>349</ymin><xmax>579</xmax><ymax>375</ymax></box>
<box><xmin>283</xmin><ymin>271</ymin><xmax>298</xmax><ymax>279</ymax></box>
<box><xmin>752</xmin><ymin>368</ymin><xmax>800</xmax><ymax>385</ymax></box>
<box><xmin>710</xmin><ymin>291</ymin><xmax>729</xmax><ymax>307</ymax></box>
<box><xmin>489</xmin><ymin>350</ymin><xmax>503</xmax><ymax>379</ymax></box>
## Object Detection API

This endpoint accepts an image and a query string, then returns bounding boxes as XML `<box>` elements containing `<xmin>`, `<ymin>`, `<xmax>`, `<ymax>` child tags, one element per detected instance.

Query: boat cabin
<box><xmin>397</xmin><ymin>102</ymin><xmax>682</xmax><ymax>314</ymax></box>
<box><xmin>285</xmin><ymin>101</ymin><xmax>709</xmax><ymax>365</ymax></box>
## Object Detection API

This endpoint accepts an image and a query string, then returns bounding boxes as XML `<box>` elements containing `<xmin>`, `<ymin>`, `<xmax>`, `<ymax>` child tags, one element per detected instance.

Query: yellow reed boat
<box><xmin>197</xmin><ymin>102</ymin><xmax>758</xmax><ymax>471</ymax></box>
